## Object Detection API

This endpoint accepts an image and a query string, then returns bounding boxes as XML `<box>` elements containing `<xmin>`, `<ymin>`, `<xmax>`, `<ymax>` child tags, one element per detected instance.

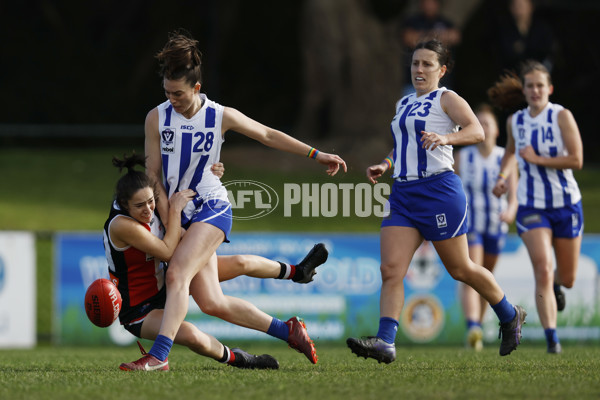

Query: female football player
<box><xmin>133</xmin><ymin>29</ymin><xmax>346</xmax><ymax>370</ymax></box>
<box><xmin>490</xmin><ymin>60</ymin><xmax>584</xmax><ymax>353</ymax></box>
<box><xmin>456</xmin><ymin>104</ymin><xmax>518</xmax><ymax>351</ymax></box>
<box><xmin>346</xmin><ymin>39</ymin><xmax>526</xmax><ymax>363</ymax></box>
<box><xmin>107</xmin><ymin>153</ymin><xmax>328</xmax><ymax>370</ymax></box>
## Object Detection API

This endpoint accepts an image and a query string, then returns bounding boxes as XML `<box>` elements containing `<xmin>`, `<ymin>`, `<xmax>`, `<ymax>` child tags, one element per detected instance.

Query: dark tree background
<box><xmin>1</xmin><ymin>0</ymin><xmax>599</xmax><ymax>163</ymax></box>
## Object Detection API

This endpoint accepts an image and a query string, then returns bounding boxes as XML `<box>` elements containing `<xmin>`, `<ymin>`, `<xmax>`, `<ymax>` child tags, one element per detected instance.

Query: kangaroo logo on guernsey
<box><xmin>161</xmin><ymin>128</ymin><xmax>176</xmax><ymax>154</ymax></box>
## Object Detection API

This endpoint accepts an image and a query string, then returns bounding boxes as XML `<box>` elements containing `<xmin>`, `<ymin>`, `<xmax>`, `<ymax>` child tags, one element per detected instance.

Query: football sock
<box><xmin>377</xmin><ymin>317</ymin><xmax>399</xmax><ymax>344</ymax></box>
<box><xmin>467</xmin><ymin>319</ymin><xmax>481</xmax><ymax>330</ymax></box>
<box><xmin>553</xmin><ymin>282</ymin><xmax>562</xmax><ymax>292</ymax></box>
<box><xmin>218</xmin><ymin>345</ymin><xmax>235</xmax><ymax>364</ymax></box>
<box><xmin>267</xmin><ymin>317</ymin><xmax>289</xmax><ymax>341</ymax></box>
<box><xmin>149</xmin><ymin>334</ymin><xmax>173</xmax><ymax>362</ymax></box>
<box><xmin>277</xmin><ymin>262</ymin><xmax>296</xmax><ymax>279</ymax></box>
<box><xmin>544</xmin><ymin>328</ymin><xmax>559</xmax><ymax>346</ymax></box>
<box><xmin>491</xmin><ymin>295</ymin><xmax>517</xmax><ymax>324</ymax></box>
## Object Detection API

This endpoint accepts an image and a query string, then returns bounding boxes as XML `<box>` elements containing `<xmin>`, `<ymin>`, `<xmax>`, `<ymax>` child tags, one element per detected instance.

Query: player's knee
<box><xmin>446</xmin><ymin>265</ymin><xmax>468</xmax><ymax>282</ymax></box>
<box><xmin>198</xmin><ymin>298</ymin><xmax>226</xmax><ymax>318</ymax></box>
<box><xmin>230</xmin><ymin>254</ymin><xmax>250</xmax><ymax>274</ymax></box>
<box><xmin>380</xmin><ymin>262</ymin><xmax>403</xmax><ymax>283</ymax></box>
<box><xmin>165</xmin><ymin>265</ymin><xmax>191</xmax><ymax>291</ymax></box>
<box><xmin>534</xmin><ymin>266</ymin><xmax>554</xmax><ymax>286</ymax></box>
<box><xmin>560</xmin><ymin>274</ymin><xmax>576</xmax><ymax>288</ymax></box>
<box><xmin>164</xmin><ymin>268</ymin><xmax>182</xmax><ymax>288</ymax></box>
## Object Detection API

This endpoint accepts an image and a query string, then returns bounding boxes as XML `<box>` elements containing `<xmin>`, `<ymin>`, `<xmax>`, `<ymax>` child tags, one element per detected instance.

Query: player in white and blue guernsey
<box><xmin>347</xmin><ymin>39</ymin><xmax>526</xmax><ymax>363</ymax></box>
<box><xmin>126</xmin><ymin>30</ymin><xmax>346</xmax><ymax>371</ymax></box>
<box><xmin>491</xmin><ymin>60</ymin><xmax>584</xmax><ymax>354</ymax></box>
<box><xmin>156</xmin><ymin>93</ymin><xmax>230</xmax><ymax>230</ymax></box>
<box><xmin>456</xmin><ymin>104</ymin><xmax>518</xmax><ymax>351</ymax></box>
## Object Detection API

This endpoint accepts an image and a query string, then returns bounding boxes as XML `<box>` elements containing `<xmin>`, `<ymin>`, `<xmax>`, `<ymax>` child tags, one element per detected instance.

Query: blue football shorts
<box><xmin>382</xmin><ymin>171</ymin><xmax>468</xmax><ymax>241</ymax></box>
<box><xmin>184</xmin><ymin>198</ymin><xmax>232</xmax><ymax>242</ymax></box>
<box><xmin>515</xmin><ymin>200</ymin><xmax>583</xmax><ymax>238</ymax></box>
<box><xmin>466</xmin><ymin>231</ymin><xmax>507</xmax><ymax>255</ymax></box>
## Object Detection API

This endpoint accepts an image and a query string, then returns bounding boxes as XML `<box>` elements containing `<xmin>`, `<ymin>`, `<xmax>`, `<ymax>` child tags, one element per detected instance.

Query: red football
<box><xmin>84</xmin><ymin>278</ymin><xmax>122</xmax><ymax>328</ymax></box>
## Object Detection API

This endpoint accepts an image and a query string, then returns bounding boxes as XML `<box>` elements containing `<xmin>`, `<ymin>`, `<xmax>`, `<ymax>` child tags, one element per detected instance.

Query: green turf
<box><xmin>1</xmin><ymin>343</ymin><xmax>599</xmax><ymax>400</ymax></box>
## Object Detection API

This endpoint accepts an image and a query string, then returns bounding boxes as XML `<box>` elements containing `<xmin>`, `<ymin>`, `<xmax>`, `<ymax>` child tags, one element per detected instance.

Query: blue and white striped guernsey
<box><xmin>158</xmin><ymin>93</ymin><xmax>229</xmax><ymax>224</ymax></box>
<box><xmin>389</xmin><ymin>87</ymin><xmax>459</xmax><ymax>181</ymax></box>
<box><xmin>511</xmin><ymin>102</ymin><xmax>581</xmax><ymax>209</ymax></box>
<box><xmin>458</xmin><ymin>146</ymin><xmax>508</xmax><ymax>235</ymax></box>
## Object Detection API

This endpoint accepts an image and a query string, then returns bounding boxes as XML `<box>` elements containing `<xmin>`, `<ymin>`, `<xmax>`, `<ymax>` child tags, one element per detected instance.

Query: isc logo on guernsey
<box><xmin>223</xmin><ymin>180</ymin><xmax>390</xmax><ymax>220</ymax></box>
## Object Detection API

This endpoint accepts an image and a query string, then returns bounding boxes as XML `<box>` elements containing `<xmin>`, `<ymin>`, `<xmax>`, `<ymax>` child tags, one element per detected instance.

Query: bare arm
<box><xmin>222</xmin><ymin>107</ymin><xmax>347</xmax><ymax>176</ymax></box>
<box><xmin>366</xmin><ymin>150</ymin><xmax>394</xmax><ymax>184</ymax></box>
<box><xmin>109</xmin><ymin>190</ymin><xmax>195</xmax><ymax>262</ymax></box>
<box><xmin>493</xmin><ymin>116</ymin><xmax>517</xmax><ymax>198</ymax></box>
<box><xmin>144</xmin><ymin>108</ymin><xmax>170</xmax><ymax>225</ymax></box>
<box><xmin>420</xmin><ymin>91</ymin><xmax>484</xmax><ymax>151</ymax></box>
<box><xmin>519</xmin><ymin>109</ymin><xmax>583</xmax><ymax>170</ymax></box>
<box><xmin>499</xmin><ymin>160</ymin><xmax>519</xmax><ymax>223</ymax></box>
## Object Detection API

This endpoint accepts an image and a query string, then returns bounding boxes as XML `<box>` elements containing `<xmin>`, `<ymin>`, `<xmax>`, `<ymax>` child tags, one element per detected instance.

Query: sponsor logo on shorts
<box><xmin>572</xmin><ymin>213</ymin><xmax>579</xmax><ymax>228</ymax></box>
<box><xmin>522</xmin><ymin>213</ymin><xmax>542</xmax><ymax>225</ymax></box>
<box><xmin>436</xmin><ymin>213</ymin><xmax>447</xmax><ymax>228</ymax></box>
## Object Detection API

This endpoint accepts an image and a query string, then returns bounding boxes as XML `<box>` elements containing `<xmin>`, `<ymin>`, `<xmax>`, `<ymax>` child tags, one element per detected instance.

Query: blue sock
<box><xmin>149</xmin><ymin>334</ymin><xmax>173</xmax><ymax>362</ymax></box>
<box><xmin>376</xmin><ymin>317</ymin><xmax>399</xmax><ymax>344</ymax></box>
<box><xmin>267</xmin><ymin>318</ymin><xmax>289</xmax><ymax>341</ymax></box>
<box><xmin>466</xmin><ymin>319</ymin><xmax>481</xmax><ymax>330</ymax></box>
<box><xmin>544</xmin><ymin>328</ymin><xmax>559</xmax><ymax>345</ymax></box>
<box><xmin>491</xmin><ymin>295</ymin><xmax>516</xmax><ymax>324</ymax></box>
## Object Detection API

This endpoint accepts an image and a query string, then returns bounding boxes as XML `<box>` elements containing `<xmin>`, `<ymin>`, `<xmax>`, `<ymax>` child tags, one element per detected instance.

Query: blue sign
<box><xmin>54</xmin><ymin>232</ymin><xmax>600</xmax><ymax>345</ymax></box>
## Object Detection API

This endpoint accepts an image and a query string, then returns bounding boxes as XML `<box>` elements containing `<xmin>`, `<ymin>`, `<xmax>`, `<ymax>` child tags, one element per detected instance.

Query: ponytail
<box><xmin>487</xmin><ymin>71</ymin><xmax>525</xmax><ymax>112</ymax></box>
<box><xmin>112</xmin><ymin>152</ymin><xmax>157</xmax><ymax>211</ymax></box>
<box><xmin>156</xmin><ymin>29</ymin><xmax>203</xmax><ymax>87</ymax></box>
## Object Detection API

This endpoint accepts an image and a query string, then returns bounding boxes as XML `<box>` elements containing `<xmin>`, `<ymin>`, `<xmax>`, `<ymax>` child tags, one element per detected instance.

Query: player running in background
<box><xmin>127</xmin><ymin>29</ymin><xmax>345</xmax><ymax>371</ymax></box>
<box><xmin>107</xmin><ymin>154</ymin><xmax>328</xmax><ymax>370</ymax></box>
<box><xmin>346</xmin><ymin>39</ymin><xmax>526</xmax><ymax>363</ymax></box>
<box><xmin>456</xmin><ymin>104</ymin><xmax>518</xmax><ymax>351</ymax></box>
<box><xmin>489</xmin><ymin>60</ymin><xmax>584</xmax><ymax>354</ymax></box>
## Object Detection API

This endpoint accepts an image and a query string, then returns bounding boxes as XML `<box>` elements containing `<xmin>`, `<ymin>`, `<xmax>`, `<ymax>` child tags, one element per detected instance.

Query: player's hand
<box><xmin>211</xmin><ymin>162</ymin><xmax>225</xmax><ymax>178</ymax></box>
<box><xmin>367</xmin><ymin>164</ymin><xmax>386</xmax><ymax>184</ymax></box>
<box><xmin>420</xmin><ymin>130</ymin><xmax>448</xmax><ymax>151</ymax></box>
<box><xmin>169</xmin><ymin>189</ymin><xmax>196</xmax><ymax>212</ymax></box>
<box><xmin>492</xmin><ymin>178</ymin><xmax>508</xmax><ymax>198</ymax></box>
<box><xmin>499</xmin><ymin>203</ymin><xmax>517</xmax><ymax>224</ymax></box>
<box><xmin>519</xmin><ymin>146</ymin><xmax>539</xmax><ymax>164</ymax></box>
<box><xmin>315</xmin><ymin>152</ymin><xmax>347</xmax><ymax>176</ymax></box>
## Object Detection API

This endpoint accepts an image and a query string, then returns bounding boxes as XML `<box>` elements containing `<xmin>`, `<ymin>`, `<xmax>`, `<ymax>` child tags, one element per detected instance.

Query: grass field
<box><xmin>1</xmin><ymin>343</ymin><xmax>599</xmax><ymax>400</ymax></box>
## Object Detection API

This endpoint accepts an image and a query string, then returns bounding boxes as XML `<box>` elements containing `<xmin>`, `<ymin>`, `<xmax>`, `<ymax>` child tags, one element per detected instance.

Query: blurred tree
<box><xmin>296</xmin><ymin>0</ymin><xmax>405</xmax><ymax>158</ymax></box>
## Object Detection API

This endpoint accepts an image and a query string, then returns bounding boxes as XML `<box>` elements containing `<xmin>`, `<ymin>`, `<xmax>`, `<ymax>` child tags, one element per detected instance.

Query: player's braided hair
<box><xmin>156</xmin><ymin>29</ymin><xmax>202</xmax><ymax>87</ymax></box>
<box><xmin>112</xmin><ymin>152</ymin><xmax>158</xmax><ymax>212</ymax></box>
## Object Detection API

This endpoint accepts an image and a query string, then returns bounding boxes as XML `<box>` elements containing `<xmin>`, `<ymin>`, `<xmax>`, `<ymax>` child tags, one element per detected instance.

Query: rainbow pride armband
<box><xmin>383</xmin><ymin>156</ymin><xmax>394</xmax><ymax>170</ymax></box>
<box><xmin>498</xmin><ymin>171</ymin><xmax>507</xmax><ymax>180</ymax></box>
<box><xmin>307</xmin><ymin>147</ymin><xmax>320</xmax><ymax>159</ymax></box>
